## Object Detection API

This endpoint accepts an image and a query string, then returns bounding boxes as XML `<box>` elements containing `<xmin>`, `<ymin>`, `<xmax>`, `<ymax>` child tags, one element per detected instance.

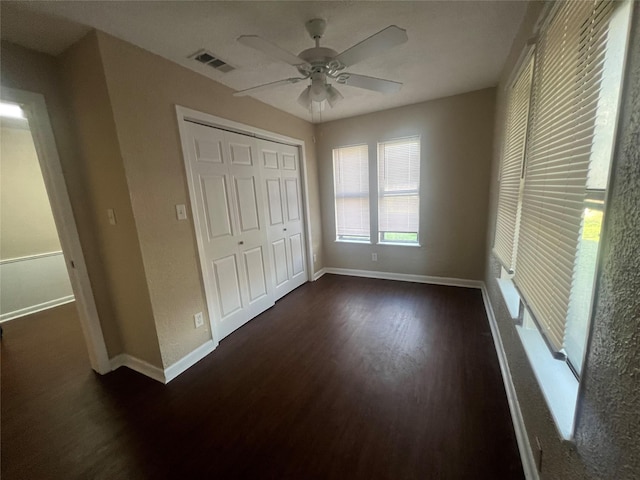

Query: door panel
<box><xmin>229</xmin><ymin>142</ymin><xmax>253</xmax><ymax>165</ymax></box>
<box><xmin>266</xmin><ymin>179</ymin><xmax>284</xmax><ymax>226</ymax></box>
<box><xmin>213</xmin><ymin>255</ymin><xmax>243</xmax><ymax>319</ymax></box>
<box><xmin>262</xmin><ymin>149</ymin><xmax>279</xmax><ymax>169</ymax></box>
<box><xmin>284</xmin><ymin>178</ymin><xmax>301</xmax><ymax>222</ymax></box>
<box><xmin>184</xmin><ymin>122</ymin><xmax>274</xmax><ymax>341</ymax></box>
<box><xmin>243</xmin><ymin>246</ymin><xmax>268</xmax><ymax>303</ymax></box>
<box><xmin>200</xmin><ymin>175</ymin><xmax>233</xmax><ymax>240</ymax></box>
<box><xmin>282</xmin><ymin>153</ymin><xmax>296</xmax><ymax>170</ymax></box>
<box><xmin>195</xmin><ymin>137</ymin><xmax>223</xmax><ymax>163</ymax></box>
<box><xmin>234</xmin><ymin>176</ymin><xmax>260</xmax><ymax>233</ymax></box>
<box><xmin>258</xmin><ymin>140</ymin><xmax>308</xmax><ymax>300</ymax></box>
<box><xmin>289</xmin><ymin>233</ymin><xmax>304</xmax><ymax>277</ymax></box>
<box><xmin>272</xmin><ymin>239</ymin><xmax>288</xmax><ymax>287</ymax></box>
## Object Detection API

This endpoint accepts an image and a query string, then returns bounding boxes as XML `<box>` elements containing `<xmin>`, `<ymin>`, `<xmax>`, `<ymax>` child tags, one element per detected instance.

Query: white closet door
<box><xmin>185</xmin><ymin>123</ymin><xmax>273</xmax><ymax>340</ymax></box>
<box><xmin>258</xmin><ymin>140</ymin><xmax>308</xmax><ymax>300</ymax></box>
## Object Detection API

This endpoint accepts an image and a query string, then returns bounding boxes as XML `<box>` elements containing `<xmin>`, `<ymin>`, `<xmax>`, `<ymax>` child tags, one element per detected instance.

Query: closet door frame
<box><xmin>176</xmin><ymin>106</ymin><xmax>315</xmax><ymax>345</ymax></box>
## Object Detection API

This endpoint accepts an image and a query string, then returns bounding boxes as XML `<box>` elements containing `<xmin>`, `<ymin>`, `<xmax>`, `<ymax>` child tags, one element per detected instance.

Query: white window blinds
<box><xmin>378</xmin><ymin>137</ymin><xmax>420</xmax><ymax>244</ymax></box>
<box><xmin>493</xmin><ymin>55</ymin><xmax>534</xmax><ymax>271</ymax></box>
<box><xmin>514</xmin><ymin>0</ymin><xmax>617</xmax><ymax>352</ymax></box>
<box><xmin>333</xmin><ymin>145</ymin><xmax>370</xmax><ymax>241</ymax></box>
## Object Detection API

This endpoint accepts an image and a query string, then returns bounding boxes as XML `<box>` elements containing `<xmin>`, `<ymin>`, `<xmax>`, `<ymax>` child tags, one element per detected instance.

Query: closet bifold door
<box><xmin>258</xmin><ymin>139</ymin><xmax>308</xmax><ymax>301</ymax></box>
<box><xmin>185</xmin><ymin>122</ymin><xmax>274</xmax><ymax>340</ymax></box>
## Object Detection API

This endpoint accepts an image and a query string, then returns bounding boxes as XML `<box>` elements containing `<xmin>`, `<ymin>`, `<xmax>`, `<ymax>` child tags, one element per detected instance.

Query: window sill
<box><xmin>335</xmin><ymin>239</ymin><xmax>371</xmax><ymax>245</ymax></box>
<box><xmin>516</xmin><ymin>324</ymin><xmax>579</xmax><ymax>441</ymax></box>
<box><xmin>377</xmin><ymin>242</ymin><xmax>421</xmax><ymax>247</ymax></box>
<box><xmin>495</xmin><ymin>276</ymin><xmax>578</xmax><ymax>441</ymax></box>
<box><xmin>497</xmin><ymin>277</ymin><xmax>520</xmax><ymax>320</ymax></box>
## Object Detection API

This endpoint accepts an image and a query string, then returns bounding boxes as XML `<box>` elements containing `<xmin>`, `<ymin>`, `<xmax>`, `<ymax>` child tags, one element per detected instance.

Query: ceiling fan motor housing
<box><xmin>297</xmin><ymin>47</ymin><xmax>341</xmax><ymax>75</ymax></box>
<box><xmin>305</xmin><ymin>18</ymin><xmax>327</xmax><ymax>39</ymax></box>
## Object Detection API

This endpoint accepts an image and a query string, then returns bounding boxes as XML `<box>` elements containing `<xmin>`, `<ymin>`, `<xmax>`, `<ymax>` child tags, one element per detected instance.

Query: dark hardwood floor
<box><xmin>1</xmin><ymin>275</ymin><xmax>523</xmax><ymax>479</ymax></box>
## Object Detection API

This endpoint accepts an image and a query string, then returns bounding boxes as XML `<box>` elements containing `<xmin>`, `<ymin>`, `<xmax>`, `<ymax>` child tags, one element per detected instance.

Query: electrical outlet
<box><xmin>372</xmin><ymin>253</ymin><xmax>378</xmax><ymax>261</ymax></box>
<box><xmin>194</xmin><ymin>312</ymin><xmax>204</xmax><ymax>328</ymax></box>
<box><xmin>313</xmin><ymin>253</ymin><xmax>317</xmax><ymax>263</ymax></box>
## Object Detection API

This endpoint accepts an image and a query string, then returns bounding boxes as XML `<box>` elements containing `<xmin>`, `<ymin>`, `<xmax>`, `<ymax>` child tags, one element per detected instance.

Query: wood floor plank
<box><xmin>1</xmin><ymin>274</ymin><xmax>523</xmax><ymax>479</ymax></box>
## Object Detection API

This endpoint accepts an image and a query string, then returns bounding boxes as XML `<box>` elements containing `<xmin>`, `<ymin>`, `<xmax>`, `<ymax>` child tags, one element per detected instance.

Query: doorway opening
<box><xmin>0</xmin><ymin>103</ymin><xmax>74</xmax><ymax>321</ymax></box>
<box><xmin>0</xmin><ymin>88</ymin><xmax>110</xmax><ymax>373</ymax></box>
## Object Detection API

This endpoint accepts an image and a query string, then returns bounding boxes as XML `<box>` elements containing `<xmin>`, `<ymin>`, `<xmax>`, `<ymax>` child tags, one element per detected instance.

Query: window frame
<box><xmin>332</xmin><ymin>143</ymin><xmax>371</xmax><ymax>244</ymax></box>
<box><xmin>376</xmin><ymin>136</ymin><xmax>421</xmax><ymax>247</ymax></box>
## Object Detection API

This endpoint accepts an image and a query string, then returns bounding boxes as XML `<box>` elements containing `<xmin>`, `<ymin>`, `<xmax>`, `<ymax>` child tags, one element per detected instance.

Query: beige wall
<box><xmin>94</xmin><ymin>31</ymin><xmax>320</xmax><ymax>367</ymax></box>
<box><xmin>2</xmin><ymin>32</ymin><xmax>322</xmax><ymax>371</ymax></box>
<box><xmin>0</xmin><ymin>40</ymin><xmax>124</xmax><ymax>358</ymax></box>
<box><xmin>58</xmin><ymin>32</ymin><xmax>162</xmax><ymax>366</ymax></box>
<box><xmin>315</xmin><ymin>88</ymin><xmax>495</xmax><ymax>281</ymax></box>
<box><xmin>0</xmin><ymin>122</ymin><xmax>61</xmax><ymax>259</ymax></box>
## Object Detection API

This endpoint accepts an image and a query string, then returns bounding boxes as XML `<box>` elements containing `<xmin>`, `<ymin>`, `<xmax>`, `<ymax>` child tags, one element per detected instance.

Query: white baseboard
<box><xmin>110</xmin><ymin>339</ymin><xmax>218</xmax><ymax>384</ymax></box>
<box><xmin>164</xmin><ymin>339</ymin><xmax>217</xmax><ymax>383</ymax></box>
<box><xmin>312</xmin><ymin>268</ymin><xmax>326</xmax><ymax>281</ymax></box>
<box><xmin>323</xmin><ymin>267</ymin><xmax>483</xmax><ymax>289</ymax></box>
<box><xmin>110</xmin><ymin>353</ymin><xmax>166</xmax><ymax>384</ymax></box>
<box><xmin>0</xmin><ymin>295</ymin><xmax>75</xmax><ymax>323</ymax></box>
<box><xmin>480</xmin><ymin>284</ymin><xmax>539</xmax><ymax>480</ymax></box>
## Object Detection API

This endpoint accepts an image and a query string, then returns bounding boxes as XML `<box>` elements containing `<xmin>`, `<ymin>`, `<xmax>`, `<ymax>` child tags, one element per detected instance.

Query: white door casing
<box><xmin>258</xmin><ymin>140</ymin><xmax>308</xmax><ymax>300</ymax></box>
<box><xmin>184</xmin><ymin>122</ymin><xmax>274</xmax><ymax>340</ymax></box>
<box><xmin>0</xmin><ymin>87</ymin><xmax>111</xmax><ymax>374</ymax></box>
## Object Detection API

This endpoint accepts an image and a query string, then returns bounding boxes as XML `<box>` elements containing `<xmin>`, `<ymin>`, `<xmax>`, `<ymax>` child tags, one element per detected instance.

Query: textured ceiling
<box><xmin>1</xmin><ymin>1</ymin><xmax>527</xmax><ymax>123</ymax></box>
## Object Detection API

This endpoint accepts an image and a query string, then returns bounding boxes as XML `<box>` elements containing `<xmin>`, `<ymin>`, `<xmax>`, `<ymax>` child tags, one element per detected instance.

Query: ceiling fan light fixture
<box><xmin>236</xmin><ymin>21</ymin><xmax>408</xmax><ymax>113</ymax></box>
<box><xmin>326</xmin><ymin>85</ymin><xmax>343</xmax><ymax>107</ymax></box>
<box><xmin>297</xmin><ymin>86</ymin><xmax>312</xmax><ymax>108</ymax></box>
<box><xmin>310</xmin><ymin>77</ymin><xmax>327</xmax><ymax>102</ymax></box>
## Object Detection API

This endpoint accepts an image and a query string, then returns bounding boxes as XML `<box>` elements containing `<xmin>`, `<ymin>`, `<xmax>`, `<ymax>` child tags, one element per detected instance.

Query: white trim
<box><xmin>497</xmin><ymin>277</ymin><xmax>522</xmax><ymax>320</ymax></box>
<box><xmin>515</xmin><ymin>323</ymin><xmax>578</xmax><ymax>441</ymax></box>
<box><xmin>312</xmin><ymin>268</ymin><xmax>326</xmax><ymax>281</ymax></box>
<box><xmin>110</xmin><ymin>340</ymin><xmax>216</xmax><ymax>384</ymax></box>
<box><xmin>175</xmin><ymin>105</ymin><xmax>315</xmax><ymax>345</ymax></box>
<box><xmin>175</xmin><ymin>111</ymin><xmax>222</xmax><ymax>343</ymax></box>
<box><xmin>1</xmin><ymin>88</ymin><xmax>110</xmax><ymax>374</ymax></box>
<box><xmin>480</xmin><ymin>284</ymin><xmax>539</xmax><ymax>480</ymax></box>
<box><xmin>323</xmin><ymin>268</ymin><xmax>483</xmax><ymax>289</ymax></box>
<box><xmin>0</xmin><ymin>295</ymin><xmax>75</xmax><ymax>323</ymax></box>
<box><xmin>163</xmin><ymin>339</ymin><xmax>216</xmax><ymax>383</ymax></box>
<box><xmin>0</xmin><ymin>250</ymin><xmax>63</xmax><ymax>265</ymax></box>
<box><xmin>110</xmin><ymin>354</ymin><xmax>166</xmax><ymax>384</ymax></box>
<box><xmin>177</xmin><ymin>106</ymin><xmax>302</xmax><ymax>146</ymax></box>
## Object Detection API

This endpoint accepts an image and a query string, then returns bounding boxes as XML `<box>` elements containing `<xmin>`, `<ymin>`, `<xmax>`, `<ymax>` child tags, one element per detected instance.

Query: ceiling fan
<box><xmin>233</xmin><ymin>19</ymin><xmax>408</xmax><ymax>109</ymax></box>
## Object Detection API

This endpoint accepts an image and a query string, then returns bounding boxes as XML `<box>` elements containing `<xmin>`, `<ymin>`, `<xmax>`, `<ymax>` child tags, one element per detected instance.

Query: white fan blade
<box><xmin>238</xmin><ymin>35</ymin><xmax>309</xmax><ymax>68</ymax></box>
<box><xmin>335</xmin><ymin>25</ymin><xmax>408</xmax><ymax>68</ymax></box>
<box><xmin>233</xmin><ymin>78</ymin><xmax>305</xmax><ymax>97</ymax></box>
<box><xmin>338</xmin><ymin>73</ymin><xmax>402</xmax><ymax>94</ymax></box>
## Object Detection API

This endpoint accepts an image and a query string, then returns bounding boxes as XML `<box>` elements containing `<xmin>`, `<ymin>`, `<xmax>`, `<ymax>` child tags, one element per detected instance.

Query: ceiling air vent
<box><xmin>190</xmin><ymin>50</ymin><xmax>235</xmax><ymax>73</ymax></box>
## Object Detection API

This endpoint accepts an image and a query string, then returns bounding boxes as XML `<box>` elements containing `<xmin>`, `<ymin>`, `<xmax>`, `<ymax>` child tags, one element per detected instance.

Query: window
<box><xmin>377</xmin><ymin>137</ymin><xmax>420</xmax><ymax>244</ymax></box>
<box><xmin>493</xmin><ymin>53</ymin><xmax>534</xmax><ymax>272</ymax></box>
<box><xmin>333</xmin><ymin>144</ymin><xmax>370</xmax><ymax>242</ymax></box>
<box><xmin>493</xmin><ymin>0</ymin><xmax>631</xmax><ymax>437</ymax></box>
<box><xmin>513</xmin><ymin>0</ymin><xmax>628</xmax><ymax>369</ymax></box>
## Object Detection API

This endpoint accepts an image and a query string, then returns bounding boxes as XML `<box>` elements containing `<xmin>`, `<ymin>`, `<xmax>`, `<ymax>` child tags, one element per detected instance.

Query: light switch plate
<box><xmin>107</xmin><ymin>208</ymin><xmax>117</xmax><ymax>225</ymax></box>
<box><xmin>176</xmin><ymin>204</ymin><xmax>188</xmax><ymax>220</ymax></box>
